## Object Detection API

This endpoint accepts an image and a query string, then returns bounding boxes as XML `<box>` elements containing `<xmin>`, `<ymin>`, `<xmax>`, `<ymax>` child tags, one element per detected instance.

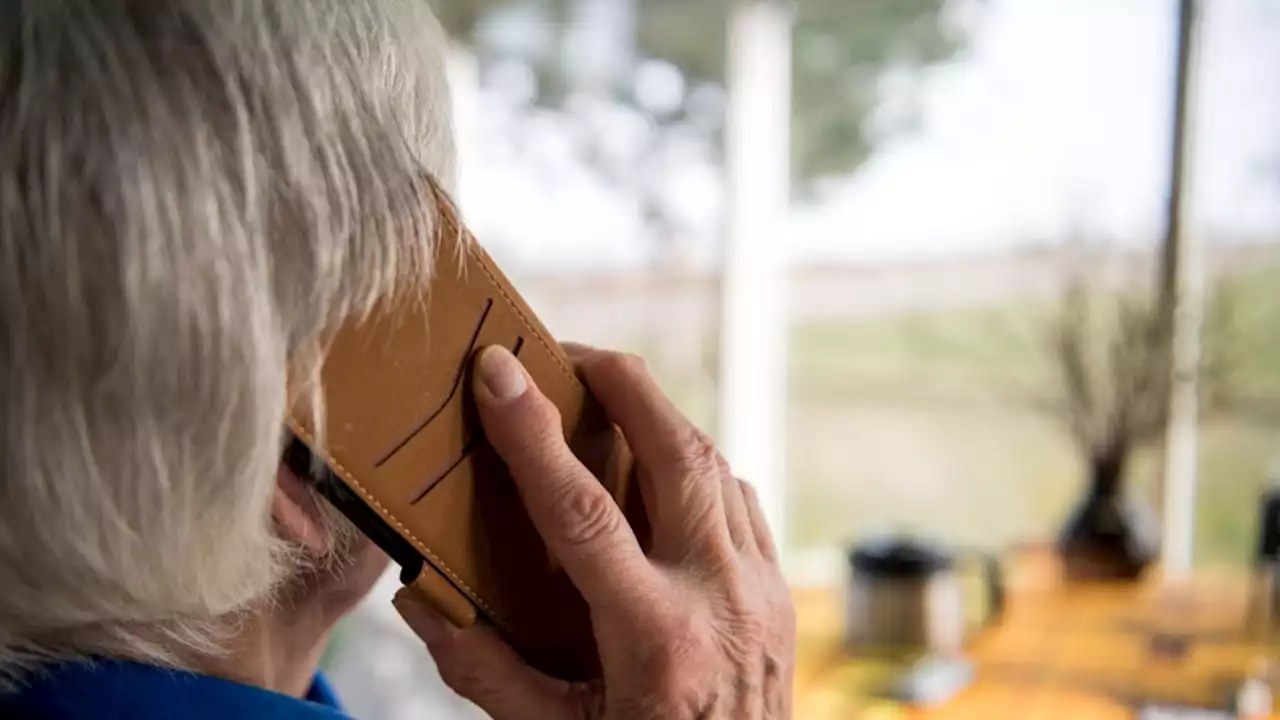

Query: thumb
<box><xmin>393</xmin><ymin>591</ymin><xmax>579</xmax><ymax>720</ymax></box>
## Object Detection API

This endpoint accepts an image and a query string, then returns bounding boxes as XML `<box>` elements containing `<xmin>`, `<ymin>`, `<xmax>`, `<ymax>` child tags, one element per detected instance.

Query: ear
<box><xmin>274</xmin><ymin>464</ymin><xmax>329</xmax><ymax>554</ymax></box>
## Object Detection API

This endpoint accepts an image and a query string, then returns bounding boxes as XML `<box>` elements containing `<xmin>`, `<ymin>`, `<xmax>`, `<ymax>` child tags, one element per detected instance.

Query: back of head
<box><xmin>0</xmin><ymin>0</ymin><xmax>455</xmax><ymax>681</ymax></box>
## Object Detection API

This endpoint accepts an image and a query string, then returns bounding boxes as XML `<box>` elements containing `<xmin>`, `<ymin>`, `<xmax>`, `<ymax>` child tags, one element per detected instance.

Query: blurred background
<box><xmin>325</xmin><ymin>0</ymin><xmax>1280</xmax><ymax>716</ymax></box>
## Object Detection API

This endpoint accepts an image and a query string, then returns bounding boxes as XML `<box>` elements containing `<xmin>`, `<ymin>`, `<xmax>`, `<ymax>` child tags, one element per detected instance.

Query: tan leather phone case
<box><xmin>283</xmin><ymin>187</ymin><xmax>649</xmax><ymax>681</ymax></box>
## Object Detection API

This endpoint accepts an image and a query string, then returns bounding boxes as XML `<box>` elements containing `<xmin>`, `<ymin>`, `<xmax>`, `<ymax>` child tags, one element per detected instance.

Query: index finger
<box><xmin>572</xmin><ymin>348</ymin><xmax>714</xmax><ymax>476</ymax></box>
<box><xmin>570</xmin><ymin>349</ymin><xmax>732</xmax><ymax>546</ymax></box>
<box><xmin>471</xmin><ymin>346</ymin><xmax>657</xmax><ymax>609</ymax></box>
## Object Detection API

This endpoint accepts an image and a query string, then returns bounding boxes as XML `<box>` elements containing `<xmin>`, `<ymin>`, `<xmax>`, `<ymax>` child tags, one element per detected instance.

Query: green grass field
<box><xmin>650</xmin><ymin>262</ymin><xmax>1280</xmax><ymax>571</ymax></box>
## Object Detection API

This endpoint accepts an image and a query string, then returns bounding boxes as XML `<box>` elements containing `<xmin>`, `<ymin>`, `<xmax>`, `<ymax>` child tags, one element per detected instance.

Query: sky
<box><xmin>465</xmin><ymin>0</ymin><xmax>1280</xmax><ymax>271</ymax></box>
<box><xmin>793</xmin><ymin>0</ymin><xmax>1280</xmax><ymax>262</ymax></box>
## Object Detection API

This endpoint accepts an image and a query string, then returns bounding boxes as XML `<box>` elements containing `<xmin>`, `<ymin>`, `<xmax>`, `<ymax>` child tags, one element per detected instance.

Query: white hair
<box><xmin>0</xmin><ymin>0</ymin><xmax>455</xmax><ymax>682</ymax></box>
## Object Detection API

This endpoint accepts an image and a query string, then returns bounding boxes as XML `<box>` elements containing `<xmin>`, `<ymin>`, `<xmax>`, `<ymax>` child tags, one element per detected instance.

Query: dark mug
<box><xmin>845</xmin><ymin>537</ymin><xmax>1004</xmax><ymax>657</ymax></box>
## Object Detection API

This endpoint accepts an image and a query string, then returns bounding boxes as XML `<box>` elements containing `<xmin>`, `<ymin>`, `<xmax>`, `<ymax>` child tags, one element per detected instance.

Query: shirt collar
<box><xmin>0</xmin><ymin>659</ymin><xmax>350</xmax><ymax>720</ymax></box>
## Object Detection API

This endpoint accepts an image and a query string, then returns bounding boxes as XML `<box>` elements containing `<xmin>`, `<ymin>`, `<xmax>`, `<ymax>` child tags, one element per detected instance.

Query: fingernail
<box><xmin>475</xmin><ymin>345</ymin><xmax>526</xmax><ymax>402</ymax></box>
<box><xmin>393</xmin><ymin>591</ymin><xmax>452</xmax><ymax>645</ymax></box>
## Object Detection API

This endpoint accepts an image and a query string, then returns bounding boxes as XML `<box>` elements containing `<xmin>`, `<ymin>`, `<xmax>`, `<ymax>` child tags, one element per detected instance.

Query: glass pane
<box><xmin>1189</xmin><ymin>0</ymin><xmax>1280</xmax><ymax>569</ymax></box>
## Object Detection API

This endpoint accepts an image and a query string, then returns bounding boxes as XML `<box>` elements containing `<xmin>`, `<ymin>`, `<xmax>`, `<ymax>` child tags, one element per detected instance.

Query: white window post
<box><xmin>1159</xmin><ymin>0</ymin><xmax>1204</xmax><ymax>579</ymax></box>
<box><xmin>718</xmin><ymin>0</ymin><xmax>794</xmax><ymax>563</ymax></box>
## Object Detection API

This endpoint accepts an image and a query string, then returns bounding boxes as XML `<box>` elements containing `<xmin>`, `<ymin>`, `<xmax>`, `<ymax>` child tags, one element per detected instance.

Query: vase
<box><xmin>1057</xmin><ymin>450</ymin><xmax>1160</xmax><ymax>582</ymax></box>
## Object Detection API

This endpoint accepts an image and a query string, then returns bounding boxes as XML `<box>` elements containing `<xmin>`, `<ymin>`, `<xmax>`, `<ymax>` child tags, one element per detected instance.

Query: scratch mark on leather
<box><xmin>408</xmin><ymin>435</ymin><xmax>481</xmax><ymax>505</ymax></box>
<box><xmin>375</xmin><ymin>298</ymin><xmax>494</xmax><ymax>468</ymax></box>
<box><xmin>407</xmin><ymin>335</ymin><xmax>525</xmax><ymax>505</ymax></box>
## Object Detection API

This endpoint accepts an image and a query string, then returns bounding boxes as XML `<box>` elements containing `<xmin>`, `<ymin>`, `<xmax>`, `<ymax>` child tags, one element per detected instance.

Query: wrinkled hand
<box><xmin>393</xmin><ymin>345</ymin><xmax>795</xmax><ymax>719</ymax></box>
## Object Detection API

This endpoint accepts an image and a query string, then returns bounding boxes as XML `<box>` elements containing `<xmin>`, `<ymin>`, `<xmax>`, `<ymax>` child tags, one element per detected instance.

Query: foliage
<box><xmin>1050</xmin><ymin>278</ymin><xmax>1171</xmax><ymax>461</ymax></box>
<box><xmin>1045</xmin><ymin>254</ymin><xmax>1280</xmax><ymax>469</ymax></box>
<box><xmin>429</xmin><ymin>0</ymin><xmax>965</xmax><ymax>189</ymax></box>
<box><xmin>428</xmin><ymin>0</ymin><xmax>507</xmax><ymax>39</ymax></box>
<box><xmin>639</xmin><ymin>0</ymin><xmax>964</xmax><ymax>183</ymax></box>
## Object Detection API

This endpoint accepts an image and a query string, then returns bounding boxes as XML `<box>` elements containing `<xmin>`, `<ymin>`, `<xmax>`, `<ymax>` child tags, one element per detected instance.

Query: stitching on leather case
<box><xmin>464</xmin><ymin>244</ymin><xmax>580</xmax><ymax>385</ymax></box>
<box><xmin>429</xmin><ymin>177</ymin><xmax>581</xmax><ymax>389</ymax></box>
<box><xmin>290</xmin><ymin>422</ymin><xmax>506</xmax><ymax>625</ymax></box>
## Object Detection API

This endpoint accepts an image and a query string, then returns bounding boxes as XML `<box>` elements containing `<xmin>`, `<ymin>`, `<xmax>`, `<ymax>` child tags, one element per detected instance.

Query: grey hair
<box><xmin>0</xmin><ymin>0</ymin><xmax>455</xmax><ymax>682</ymax></box>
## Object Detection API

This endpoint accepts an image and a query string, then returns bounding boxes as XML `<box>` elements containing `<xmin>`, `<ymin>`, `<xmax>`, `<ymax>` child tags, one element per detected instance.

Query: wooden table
<box><xmin>793</xmin><ymin>550</ymin><xmax>1280</xmax><ymax>719</ymax></box>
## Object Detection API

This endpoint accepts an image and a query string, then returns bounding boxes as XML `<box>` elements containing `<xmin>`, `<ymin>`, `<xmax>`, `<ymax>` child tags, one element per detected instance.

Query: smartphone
<box><xmin>282</xmin><ymin>186</ymin><xmax>649</xmax><ymax>681</ymax></box>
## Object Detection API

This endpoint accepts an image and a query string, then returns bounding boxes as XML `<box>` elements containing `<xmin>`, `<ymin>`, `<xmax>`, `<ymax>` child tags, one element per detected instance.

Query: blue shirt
<box><xmin>0</xmin><ymin>660</ymin><xmax>352</xmax><ymax>719</ymax></box>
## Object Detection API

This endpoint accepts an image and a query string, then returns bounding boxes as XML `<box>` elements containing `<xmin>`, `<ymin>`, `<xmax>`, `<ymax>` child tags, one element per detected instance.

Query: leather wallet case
<box><xmin>282</xmin><ymin>185</ymin><xmax>650</xmax><ymax>681</ymax></box>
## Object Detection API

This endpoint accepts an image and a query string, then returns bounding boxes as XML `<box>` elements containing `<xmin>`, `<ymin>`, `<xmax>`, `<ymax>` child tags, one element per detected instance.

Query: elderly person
<box><xmin>0</xmin><ymin>1</ymin><xmax>795</xmax><ymax>719</ymax></box>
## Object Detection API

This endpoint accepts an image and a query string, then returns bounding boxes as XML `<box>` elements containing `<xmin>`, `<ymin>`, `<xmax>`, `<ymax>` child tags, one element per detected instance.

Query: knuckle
<box><xmin>436</xmin><ymin>655</ymin><xmax>494</xmax><ymax>700</ymax></box>
<box><xmin>552</xmin><ymin>484</ymin><xmax>623</xmax><ymax>548</ymax></box>
<box><xmin>737</xmin><ymin>601</ymin><xmax>770</xmax><ymax>647</ymax></box>
<box><xmin>526</xmin><ymin>394</ymin><xmax>565</xmax><ymax>434</ymax></box>
<box><xmin>593</xmin><ymin>350</ymin><xmax>649</xmax><ymax>380</ymax></box>
<box><xmin>697</xmin><ymin>519</ymin><xmax>741</xmax><ymax>565</ymax></box>
<box><xmin>637</xmin><ymin>606</ymin><xmax>749</xmax><ymax>712</ymax></box>
<box><xmin>650</xmin><ymin>613</ymin><xmax>713</xmax><ymax>676</ymax></box>
<box><xmin>715</xmin><ymin>583</ymin><xmax>770</xmax><ymax>662</ymax></box>
<box><xmin>512</xmin><ymin>399</ymin><xmax>567</xmax><ymax>459</ymax></box>
<box><xmin>724</xmin><ymin>616</ymin><xmax>769</xmax><ymax>663</ymax></box>
<box><xmin>561</xmin><ymin>341</ymin><xmax>596</xmax><ymax>360</ymax></box>
<box><xmin>717</xmin><ymin>454</ymin><xmax>735</xmax><ymax>477</ymax></box>
<box><xmin>674</xmin><ymin>429</ymin><xmax>722</xmax><ymax>479</ymax></box>
<box><xmin>753</xmin><ymin>568</ymin><xmax>796</xmax><ymax>638</ymax></box>
<box><xmin>674</xmin><ymin>493</ymin><xmax>730</xmax><ymax>554</ymax></box>
<box><xmin>722</xmin><ymin>566</ymin><xmax>759</xmax><ymax>614</ymax></box>
<box><xmin>779</xmin><ymin>596</ymin><xmax>798</xmax><ymax>634</ymax></box>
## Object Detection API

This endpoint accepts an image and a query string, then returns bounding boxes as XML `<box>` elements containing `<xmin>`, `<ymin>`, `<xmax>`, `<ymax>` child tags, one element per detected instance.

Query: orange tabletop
<box><xmin>793</xmin><ymin>549</ymin><xmax>1280</xmax><ymax>719</ymax></box>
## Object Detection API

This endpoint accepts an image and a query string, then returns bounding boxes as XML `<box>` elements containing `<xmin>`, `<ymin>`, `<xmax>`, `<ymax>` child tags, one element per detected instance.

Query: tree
<box><xmin>430</xmin><ymin>0</ymin><xmax>966</xmax><ymax>192</ymax></box>
<box><xmin>1025</xmin><ymin>230</ymin><xmax>1280</xmax><ymax>579</ymax></box>
<box><xmin>637</xmin><ymin>0</ymin><xmax>963</xmax><ymax>187</ymax></box>
<box><xmin>428</xmin><ymin>1</ymin><xmax>511</xmax><ymax>45</ymax></box>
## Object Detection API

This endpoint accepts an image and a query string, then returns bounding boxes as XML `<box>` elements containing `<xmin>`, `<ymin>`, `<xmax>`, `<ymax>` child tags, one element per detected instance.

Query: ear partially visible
<box><xmin>274</xmin><ymin>464</ymin><xmax>329</xmax><ymax>554</ymax></box>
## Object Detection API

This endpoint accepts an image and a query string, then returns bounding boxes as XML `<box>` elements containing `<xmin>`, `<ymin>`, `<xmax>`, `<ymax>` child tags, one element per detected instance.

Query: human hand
<box><xmin>394</xmin><ymin>345</ymin><xmax>795</xmax><ymax>719</ymax></box>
